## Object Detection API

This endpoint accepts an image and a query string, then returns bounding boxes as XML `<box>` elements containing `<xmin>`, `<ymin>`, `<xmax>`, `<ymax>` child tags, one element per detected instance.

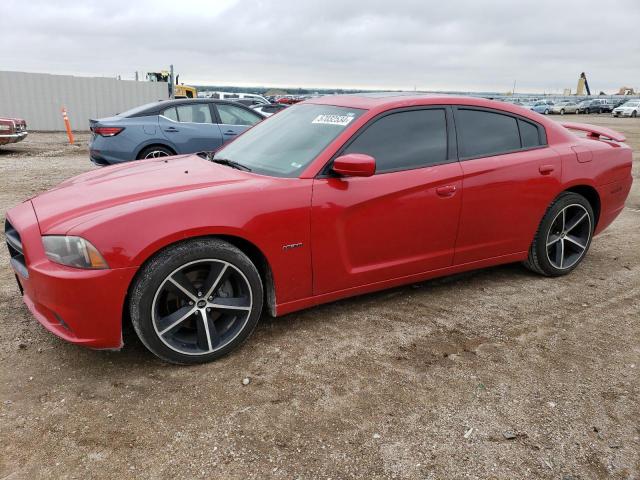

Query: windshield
<box><xmin>623</xmin><ymin>101</ymin><xmax>639</xmax><ymax>107</ymax></box>
<box><xmin>214</xmin><ymin>104</ymin><xmax>365</xmax><ymax>177</ymax></box>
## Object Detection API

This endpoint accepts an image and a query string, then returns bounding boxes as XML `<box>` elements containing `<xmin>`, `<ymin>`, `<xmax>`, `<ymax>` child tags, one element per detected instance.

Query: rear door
<box><xmin>311</xmin><ymin>107</ymin><xmax>463</xmax><ymax>294</ymax></box>
<box><xmin>452</xmin><ymin>106</ymin><xmax>562</xmax><ymax>264</ymax></box>
<box><xmin>159</xmin><ymin>103</ymin><xmax>223</xmax><ymax>153</ymax></box>
<box><xmin>213</xmin><ymin>103</ymin><xmax>264</xmax><ymax>144</ymax></box>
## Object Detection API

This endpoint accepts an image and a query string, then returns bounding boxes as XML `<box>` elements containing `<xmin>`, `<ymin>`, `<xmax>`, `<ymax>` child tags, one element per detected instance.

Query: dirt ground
<box><xmin>0</xmin><ymin>116</ymin><xmax>638</xmax><ymax>480</ymax></box>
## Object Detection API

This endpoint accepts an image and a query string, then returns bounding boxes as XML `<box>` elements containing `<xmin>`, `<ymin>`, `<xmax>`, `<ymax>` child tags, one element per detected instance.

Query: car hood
<box><xmin>31</xmin><ymin>154</ymin><xmax>252</xmax><ymax>233</ymax></box>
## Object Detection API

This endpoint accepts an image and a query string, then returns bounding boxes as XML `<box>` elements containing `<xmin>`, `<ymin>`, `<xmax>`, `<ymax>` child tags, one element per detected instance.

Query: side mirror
<box><xmin>332</xmin><ymin>153</ymin><xmax>376</xmax><ymax>178</ymax></box>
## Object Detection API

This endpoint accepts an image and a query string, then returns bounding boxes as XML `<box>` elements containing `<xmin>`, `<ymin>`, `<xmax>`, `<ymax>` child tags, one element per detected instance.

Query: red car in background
<box><xmin>0</xmin><ymin>117</ymin><xmax>28</xmax><ymax>146</ymax></box>
<box><xmin>4</xmin><ymin>94</ymin><xmax>633</xmax><ymax>364</ymax></box>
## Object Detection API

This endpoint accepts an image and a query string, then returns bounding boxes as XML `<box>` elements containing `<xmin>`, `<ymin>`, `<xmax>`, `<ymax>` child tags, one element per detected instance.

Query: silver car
<box><xmin>551</xmin><ymin>101</ymin><xmax>578</xmax><ymax>115</ymax></box>
<box><xmin>612</xmin><ymin>100</ymin><xmax>640</xmax><ymax>118</ymax></box>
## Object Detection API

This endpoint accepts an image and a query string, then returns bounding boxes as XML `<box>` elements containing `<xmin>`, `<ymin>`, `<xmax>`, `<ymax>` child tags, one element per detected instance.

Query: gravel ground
<box><xmin>0</xmin><ymin>116</ymin><xmax>638</xmax><ymax>479</ymax></box>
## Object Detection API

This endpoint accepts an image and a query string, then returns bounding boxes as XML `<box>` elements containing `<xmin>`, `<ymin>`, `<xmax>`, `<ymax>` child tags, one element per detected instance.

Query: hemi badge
<box><xmin>283</xmin><ymin>242</ymin><xmax>303</xmax><ymax>251</ymax></box>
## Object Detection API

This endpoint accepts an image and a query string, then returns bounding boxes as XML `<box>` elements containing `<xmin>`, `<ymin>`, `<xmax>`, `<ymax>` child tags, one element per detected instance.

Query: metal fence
<box><xmin>0</xmin><ymin>71</ymin><xmax>168</xmax><ymax>131</ymax></box>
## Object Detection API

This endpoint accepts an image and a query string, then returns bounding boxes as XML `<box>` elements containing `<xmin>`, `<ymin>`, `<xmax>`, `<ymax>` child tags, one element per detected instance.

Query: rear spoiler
<box><xmin>560</xmin><ymin>122</ymin><xmax>626</xmax><ymax>142</ymax></box>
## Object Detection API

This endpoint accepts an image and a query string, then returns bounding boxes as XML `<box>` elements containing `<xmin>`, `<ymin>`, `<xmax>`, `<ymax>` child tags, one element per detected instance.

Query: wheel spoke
<box><xmin>168</xmin><ymin>272</ymin><xmax>198</xmax><ymax>301</ymax></box>
<box><xmin>565</xmin><ymin>212</ymin><xmax>588</xmax><ymax>233</ymax></box>
<box><xmin>194</xmin><ymin>311</ymin><xmax>211</xmax><ymax>351</ymax></box>
<box><xmin>561</xmin><ymin>208</ymin><xmax>566</xmax><ymax>231</ymax></box>
<box><xmin>565</xmin><ymin>234</ymin><xmax>586</xmax><ymax>250</ymax></box>
<box><xmin>546</xmin><ymin>234</ymin><xmax>561</xmax><ymax>247</ymax></box>
<box><xmin>201</xmin><ymin>309</ymin><xmax>220</xmax><ymax>350</ymax></box>
<box><xmin>202</xmin><ymin>263</ymin><xmax>228</xmax><ymax>300</ymax></box>
<box><xmin>553</xmin><ymin>239</ymin><xmax>565</xmax><ymax>268</ymax></box>
<box><xmin>209</xmin><ymin>296</ymin><xmax>251</xmax><ymax>311</ymax></box>
<box><xmin>158</xmin><ymin>306</ymin><xmax>195</xmax><ymax>335</ymax></box>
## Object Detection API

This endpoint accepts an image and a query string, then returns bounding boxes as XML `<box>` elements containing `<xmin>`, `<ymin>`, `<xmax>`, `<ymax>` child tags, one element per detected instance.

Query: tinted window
<box><xmin>217</xmin><ymin>104</ymin><xmax>262</xmax><ymax>126</ymax></box>
<box><xmin>457</xmin><ymin>109</ymin><xmax>520</xmax><ymax>158</ymax></box>
<box><xmin>176</xmin><ymin>104</ymin><xmax>212</xmax><ymax>123</ymax></box>
<box><xmin>162</xmin><ymin>107</ymin><xmax>178</xmax><ymax>121</ymax></box>
<box><xmin>343</xmin><ymin>109</ymin><xmax>447</xmax><ymax>173</ymax></box>
<box><xmin>518</xmin><ymin>119</ymin><xmax>541</xmax><ymax>148</ymax></box>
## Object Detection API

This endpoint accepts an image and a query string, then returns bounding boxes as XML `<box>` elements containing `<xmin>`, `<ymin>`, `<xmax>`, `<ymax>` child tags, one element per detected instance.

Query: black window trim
<box><xmin>319</xmin><ymin>105</ymin><xmax>457</xmax><ymax>177</ymax></box>
<box><xmin>451</xmin><ymin>105</ymin><xmax>548</xmax><ymax>161</ymax></box>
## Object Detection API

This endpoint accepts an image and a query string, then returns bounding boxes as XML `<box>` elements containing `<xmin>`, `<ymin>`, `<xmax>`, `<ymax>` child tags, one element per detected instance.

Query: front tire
<box><xmin>524</xmin><ymin>192</ymin><xmax>594</xmax><ymax>277</ymax></box>
<box><xmin>130</xmin><ymin>239</ymin><xmax>263</xmax><ymax>364</ymax></box>
<box><xmin>632</xmin><ymin>111</ymin><xmax>638</xmax><ymax>118</ymax></box>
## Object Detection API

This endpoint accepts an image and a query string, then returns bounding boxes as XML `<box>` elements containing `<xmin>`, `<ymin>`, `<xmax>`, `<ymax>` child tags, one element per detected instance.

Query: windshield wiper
<box><xmin>211</xmin><ymin>158</ymin><xmax>252</xmax><ymax>172</ymax></box>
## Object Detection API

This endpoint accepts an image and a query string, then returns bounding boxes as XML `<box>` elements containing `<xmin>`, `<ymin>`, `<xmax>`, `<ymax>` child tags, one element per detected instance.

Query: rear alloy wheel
<box><xmin>524</xmin><ymin>192</ymin><xmax>594</xmax><ymax>276</ymax></box>
<box><xmin>138</xmin><ymin>145</ymin><xmax>174</xmax><ymax>160</ymax></box>
<box><xmin>130</xmin><ymin>239</ymin><xmax>263</xmax><ymax>364</ymax></box>
<box><xmin>544</xmin><ymin>109</ymin><xmax>550</xmax><ymax>115</ymax></box>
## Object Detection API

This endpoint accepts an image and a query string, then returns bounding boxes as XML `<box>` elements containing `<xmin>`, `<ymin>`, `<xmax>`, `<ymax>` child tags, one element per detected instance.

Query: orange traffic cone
<box><xmin>61</xmin><ymin>107</ymin><xmax>74</xmax><ymax>145</ymax></box>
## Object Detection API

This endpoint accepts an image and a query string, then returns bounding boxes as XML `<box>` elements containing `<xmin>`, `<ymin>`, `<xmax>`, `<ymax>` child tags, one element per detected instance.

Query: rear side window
<box><xmin>176</xmin><ymin>104</ymin><xmax>212</xmax><ymax>124</ymax></box>
<box><xmin>343</xmin><ymin>109</ymin><xmax>448</xmax><ymax>173</ymax></box>
<box><xmin>519</xmin><ymin>119</ymin><xmax>542</xmax><ymax>148</ymax></box>
<box><xmin>457</xmin><ymin>109</ymin><xmax>520</xmax><ymax>158</ymax></box>
<box><xmin>162</xmin><ymin>107</ymin><xmax>178</xmax><ymax>121</ymax></box>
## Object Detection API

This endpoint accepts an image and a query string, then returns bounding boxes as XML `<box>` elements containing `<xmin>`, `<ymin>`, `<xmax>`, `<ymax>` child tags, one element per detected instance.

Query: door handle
<box><xmin>163</xmin><ymin>127</ymin><xmax>179</xmax><ymax>132</ymax></box>
<box><xmin>539</xmin><ymin>164</ymin><xmax>555</xmax><ymax>175</ymax></box>
<box><xmin>436</xmin><ymin>185</ymin><xmax>457</xmax><ymax>197</ymax></box>
<box><xmin>224</xmin><ymin>130</ymin><xmax>237</xmax><ymax>136</ymax></box>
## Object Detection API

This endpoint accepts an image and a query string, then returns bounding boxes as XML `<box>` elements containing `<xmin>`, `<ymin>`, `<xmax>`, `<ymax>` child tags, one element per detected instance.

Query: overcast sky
<box><xmin>2</xmin><ymin>0</ymin><xmax>639</xmax><ymax>93</ymax></box>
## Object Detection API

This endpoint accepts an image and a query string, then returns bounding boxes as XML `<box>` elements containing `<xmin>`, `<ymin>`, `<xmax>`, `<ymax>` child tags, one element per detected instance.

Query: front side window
<box><xmin>343</xmin><ymin>109</ymin><xmax>448</xmax><ymax>173</ymax></box>
<box><xmin>217</xmin><ymin>104</ymin><xmax>262</xmax><ymax>126</ymax></box>
<box><xmin>175</xmin><ymin>104</ymin><xmax>212</xmax><ymax>123</ymax></box>
<box><xmin>457</xmin><ymin>109</ymin><xmax>521</xmax><ymax>158</ymax></box>
<box><xmin>214</xmin><ymin>104</ymin><xmax>364</xmax><ymax>177</ymax></box>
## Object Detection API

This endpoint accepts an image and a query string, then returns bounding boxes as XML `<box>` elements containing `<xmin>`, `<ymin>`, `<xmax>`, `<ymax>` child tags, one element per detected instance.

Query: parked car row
<box><xmin>518</xmin><ymin>98</ymin><xmax>636</xmax><ymax>115</ymax></box>
<box><xmin>0</xmin><ymin>117</ymin><xmax>28</xmax><ymax>146</ymax></box>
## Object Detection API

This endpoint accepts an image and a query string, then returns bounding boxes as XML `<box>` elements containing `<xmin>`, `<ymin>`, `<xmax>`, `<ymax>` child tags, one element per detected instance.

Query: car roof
<box><xmin>124</xmin><ymin>98</ymin><xmax>251</xmax><ymax>117</ymax></box>
<box><xmin>305</xmin><ymin>92</ymin><xmax>538</xmax><ymax>114</ymax></box>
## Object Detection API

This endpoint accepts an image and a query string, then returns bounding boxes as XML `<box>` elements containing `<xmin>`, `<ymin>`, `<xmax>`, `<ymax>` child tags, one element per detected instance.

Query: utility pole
<box><xmin>169</xmin><ymin>64</ymin><xmax>175</xmax><ymax>99</ymax></box>
<box><xmin>512</xmin><ymin>80</ymin><xmax>517</xmax><ymax>95</ymax></box>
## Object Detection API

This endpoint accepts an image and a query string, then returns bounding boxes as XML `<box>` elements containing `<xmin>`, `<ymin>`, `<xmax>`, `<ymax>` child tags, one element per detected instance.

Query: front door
<box><xmin>214</xmin><ymin>103</ymin><xmax>264</xmax><ymax>144</ymax></box>
<box><xmin>311</xmin><ymin>107</ymin><xmax>463</xmax><ymax>295</ymax></box>
<box><xmin>159</xmin><ymin>103</ymin><xmax>223</xmax><ymax>153</ymax></box>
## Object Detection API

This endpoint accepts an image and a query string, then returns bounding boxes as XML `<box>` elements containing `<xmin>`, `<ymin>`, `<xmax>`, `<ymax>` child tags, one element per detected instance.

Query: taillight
<box><xmin>92</xmin><ymin>126</ymin><xmax>124</xmax><ymax>137</ymax></box>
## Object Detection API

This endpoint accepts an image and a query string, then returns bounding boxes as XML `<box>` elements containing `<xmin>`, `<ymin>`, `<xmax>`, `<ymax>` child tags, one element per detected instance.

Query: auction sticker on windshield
<box><xmin>312</xmin><ymin>113</ymin><xmax>356</xmax><ymax>126</ymax></box>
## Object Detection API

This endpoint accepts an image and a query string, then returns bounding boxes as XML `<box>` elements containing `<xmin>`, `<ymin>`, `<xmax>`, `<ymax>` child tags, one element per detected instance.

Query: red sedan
<box><xmin>0</xmin><ymin>117</ymin><xmax>28</xmax><ymax>146</ymax></box>
<box><xmin>5</xmin><ymin>94</ymin><xmax>632</xmax><ymax>364</ymax></box>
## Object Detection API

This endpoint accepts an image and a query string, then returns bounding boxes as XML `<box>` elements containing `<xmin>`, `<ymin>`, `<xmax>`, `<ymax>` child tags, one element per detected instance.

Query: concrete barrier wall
<box><xmin>0</xmin><ymin>71</ymin><xmax>168</xmax><ymax>131</ymax></box>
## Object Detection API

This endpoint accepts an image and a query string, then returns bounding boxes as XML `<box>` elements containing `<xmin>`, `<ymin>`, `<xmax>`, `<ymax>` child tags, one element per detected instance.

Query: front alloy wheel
<box><xmin>130</xmin><ymin>239</ymin><xmax>263</xmax><ymax>364</ymax></box>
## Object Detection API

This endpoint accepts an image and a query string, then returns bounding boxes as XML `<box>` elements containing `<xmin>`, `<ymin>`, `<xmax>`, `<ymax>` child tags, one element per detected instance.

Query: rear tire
<box><xmin>137</xmin><ymin>145</ymin><xmax>174</xmax><ymax>160</ymax></box>
<box><xmin>632</xmin><ymin>111</ymin><xmax>637</xmax><ymax>118</ymax></box>
<box><xmin>130</xmin><ymin>239</ymin><xmax>263</xmax><ymax>364</ymax></box>
<box><xmin>524</xmin><ymin>192</ymin><xmax>594</xmax><ymax>277</ymax></box>
<box><xmin>560</xmin><ymin>109</ymin><xmax>565</xmax><ymax>115</ymax></box>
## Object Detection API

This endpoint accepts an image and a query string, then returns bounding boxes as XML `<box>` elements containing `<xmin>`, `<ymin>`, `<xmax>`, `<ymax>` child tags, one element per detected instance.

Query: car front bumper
<box><xmin>5</xmin><ymin>201</ymin><xmax>137</xmax><ymax>349</ymax></box>
<box><xmin>611</xmin><ymin>111</ymin><xmax>635</xmax><ymax>117</ymax></box>
<box><xmin>0</xmin><ymin>131</ymin><xmax>28</xmax><ymax>146</ymax></box>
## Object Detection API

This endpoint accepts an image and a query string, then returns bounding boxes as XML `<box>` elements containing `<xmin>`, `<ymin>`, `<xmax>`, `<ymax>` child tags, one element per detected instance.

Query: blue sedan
<box><xmin>527</xmin><ymin>101</ymin><xmax>553</xmax><ymax>115</ymax></box>
<box><xmin>89</xmin><ymin>99</ymin><xmax>265</xmax><ymax>165</ymax></box>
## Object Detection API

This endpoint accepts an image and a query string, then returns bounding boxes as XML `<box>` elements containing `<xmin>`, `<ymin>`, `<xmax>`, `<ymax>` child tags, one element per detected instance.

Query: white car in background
<box><xmin>201</xmin><ymin>91</ymin><xmax>270</xmax><ymax>105</ymax></box>
<box><xmin>612</xmin><ymin>100</ymin><xmax>640</xmax><ymax>118</ymax></box>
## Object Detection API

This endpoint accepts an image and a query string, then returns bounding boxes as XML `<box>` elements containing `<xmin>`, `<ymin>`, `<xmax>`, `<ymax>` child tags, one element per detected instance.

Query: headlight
<box><xmin>42</xmin><ymin>236</ymin><xmax>109</xmax><ymax>269</ymax></box>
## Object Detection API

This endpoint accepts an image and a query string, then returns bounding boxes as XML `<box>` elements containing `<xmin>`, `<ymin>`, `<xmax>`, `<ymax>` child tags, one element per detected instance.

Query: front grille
<box><xmin>5</xmin><ymin>219</ymin><xmax>28</xmax><ymax>278</ymax></box>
